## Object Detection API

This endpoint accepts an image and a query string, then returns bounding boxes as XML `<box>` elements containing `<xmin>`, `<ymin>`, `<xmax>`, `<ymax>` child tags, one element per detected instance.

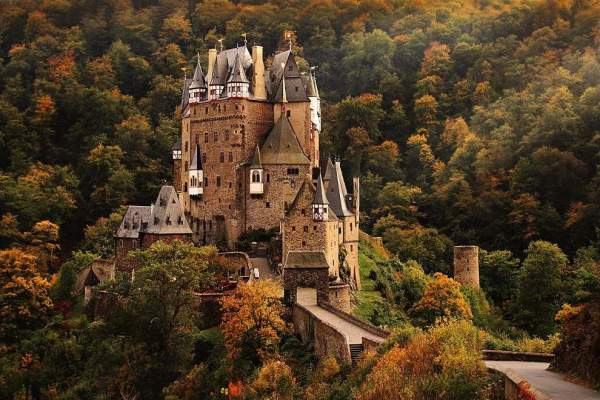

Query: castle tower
<box><xmin>453</xmin><ymin>246</ymin><xmax>480</xmax><ymax>287</ymax></box>
<box><xmin>226</xmin><ymin>49</ymin><xmax>250</xmax><ymax>98</ymax></box>
<box><xmin>188</xmin><ymin>53</ymin><xmax>207</xmax><ymax>104</ymax></box>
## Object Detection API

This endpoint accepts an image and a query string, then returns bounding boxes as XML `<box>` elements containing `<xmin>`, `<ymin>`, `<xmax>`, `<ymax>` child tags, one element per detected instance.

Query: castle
<box><xmin>169</xmin><ymin>38</ymin><xmax>361</xmax><ymax>288</ymax></box>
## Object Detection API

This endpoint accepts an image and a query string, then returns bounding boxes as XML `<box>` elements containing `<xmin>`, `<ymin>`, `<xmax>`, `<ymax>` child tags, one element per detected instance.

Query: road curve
<box><xmin>485</xmin><ymin>360</ymin><xmax>600</xmax><ymax>400</ymax></box>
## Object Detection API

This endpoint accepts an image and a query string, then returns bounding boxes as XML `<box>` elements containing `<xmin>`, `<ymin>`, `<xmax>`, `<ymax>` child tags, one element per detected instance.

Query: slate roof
<box><xmin>260</xmin><ymin>114</ymin><xmax>310</xmax><ymax>165</ymax></box>
<box><xmin>190</xmin><ymin>144</ymin><xmax>202</xmax><ymax>170</ymax></box>
<box><xmin>313</xmin><ymin>173</ymin><xmax>329</xmax><ymax>205</ymax></box>
<box><xmin>145</xmin><ymin>186</ymin><xmax>192</xmax><ymax>235</ymax></box>
<box><xmin>115</xmin><ymin>186</ymin><xmax>192</xmax><ymax>238</ymax></box>
<box><xmin>325</xmin><ymin>160</ymin><xmax>353</xmax><ymax>217</ymax></box>
<box><xmin>323</xmin><ymin>156</ymin><xmax>335</xmax><ymax>183</ymax></box>
<box><xmin>180</xmin><ymin>77</ymin><xmax>192</xmax><ymax>108</ymax></box>
<box><xmin>284</xmin><ymin>250</ymin><xmax>329</xmax><ymax>269</ymax></box>
<box><xmin>115</xmin><ymin>205</ymin><xmax>152</xmax><ymax>238</ymax></box>
<box><xmin>250</xmin><ymin>145</ymin><xmax>262</xmax><ymax>168</ymax></box>
<box><xmin>288</xmin><ymin>176</ymin><xmax>337</xmax><ymax>221</ymax></box>
<box><xmin>227</xmin><ymin>52</ymin><xmax>250</xmax><ymax>84</ymax></box>
<box><xmin>269</xmin><ymin>50</ymin><xmax>308</xmax><ymax>102</ymax></box>
<box><xmin>306</xmin><ymin>71</ymin><xmax>319</xmax><ymax>99</ymax></box>
<box><xmin>189</xmin><ymin>54</ymin><xmax>207</xmax><ymax>90</ymax></box>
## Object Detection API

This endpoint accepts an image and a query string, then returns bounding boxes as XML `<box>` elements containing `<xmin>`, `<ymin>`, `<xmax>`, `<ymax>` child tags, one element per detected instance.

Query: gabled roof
<box><xmin>284</xmin><ymin>250</ymin><xmax>329</xmax><ymax>269</ymax></box>
<box><xmin>115</xmin><ymin>205</ymin><xmax>152</xmax><ymax>238</ymax></box>
<box><xmin>313</xmin><ymin>173</ymin><xmax>329</xmax><ymax>205</ymax></box>
<box><xmin>260</xmin><ymin>114</ymin><xmax>310</xmax><ymax>165</ymax></box>
<box><xmin>250</xmin><ymin>145</ymin><xmax>262</xmax><ymax>168</ymax></box>
<box><xmin>74</xmin><ymin>259</ymin><xmax>115</xmax><ymax>294</ymax></box>
<box><xmin>145</xmin><ymin>186</ymin><xmax>193</xmax><ymax>235</ymax></box>
<box><xmin>190</xmin><ymin>144</ymin><xmax>202</xmax><ymax>170</ymax></box>
<box><xmin>227</xmin><ymin>52</ymin><xmax>250</xmax><ymax>84</ymax></box>
<box><xmin>269</xmin><ymin>50</ymin><xmax>308</xmax><ymax>102</ymax></box>
<box><xmin>210</xmin><ymin>55</ymin><xmax>224</xmax><ymax>86</ymax></box>
<box><xmin>115</xmin><ymin>186</ymin><xmax>192</xmax><ymax>238</ymax></box>
<box><xmin>189</xmin><ymin>54</ymin><xmax>207</xmax><ymax>90</ymax></box>
<box><xmin>288</xmin><ymin>176</ymin><xmax>337</xmax><ymax>221</ymax></box>
<box><xmin>326</xmin><ymin>161</ymin><xmax>353</xmax><ymax>217</ymax></box>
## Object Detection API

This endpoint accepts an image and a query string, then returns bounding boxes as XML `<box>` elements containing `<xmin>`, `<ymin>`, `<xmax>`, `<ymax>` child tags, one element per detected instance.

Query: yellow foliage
<box><xmin>220</xmin><ymin>280</ymin><xmax>287</xmax><ymax>363</ymax></box>
<box><xmin>410</xmin><ymin>272</ymin><xmax>473</xmax><ymax>326</ymax></box>
<box><xmin>357</xmin><ymin>319</ymin><xmax>486</xmax><ymax>400</ymax></box>
<box><xmin>249</xmin><ymin>359</ymin><xmax>298</xmax><ymax>400</ymax></box>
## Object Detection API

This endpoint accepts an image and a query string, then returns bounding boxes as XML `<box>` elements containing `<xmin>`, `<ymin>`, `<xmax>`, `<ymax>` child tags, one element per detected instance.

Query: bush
<box><xmin>356</xmin><ymin>319</ymin><xmax>491</xmax><ymax>400</ymax></box>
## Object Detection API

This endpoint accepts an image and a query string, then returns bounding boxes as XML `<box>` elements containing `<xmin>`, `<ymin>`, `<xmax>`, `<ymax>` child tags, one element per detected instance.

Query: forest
<box><xmin>1</xmin><ymin>0</ymin><xmax>600</xmax><ymax>398</ymax></box>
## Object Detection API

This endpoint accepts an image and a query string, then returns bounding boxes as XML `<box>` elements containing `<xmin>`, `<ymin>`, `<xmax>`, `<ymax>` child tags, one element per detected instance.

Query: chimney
<box><xmin>251</xmin><ymin>45</ymin><xmax>266</xmax><ymax>100</ymax></box>
<box><xmin>206</xmin><ymin>48</ymin><xmax>217</xmax><ymax>84</ymax></box>
<box><xmin>453</xmin><ymin>246</ymin><xmax>479</xmax><ymax>287</ymax></box>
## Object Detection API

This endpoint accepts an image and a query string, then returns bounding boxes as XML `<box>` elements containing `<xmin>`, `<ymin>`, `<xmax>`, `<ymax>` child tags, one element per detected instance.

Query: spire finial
<box><xmin>242</xmin><ymin>33</ymin><xmax>248</xmax><ymax>46</ymax></box>
<box><xmin>281</xmin><ymin>62</ymin><xmax>288</xmax><ymax>106</ymax></box>
<box><xmin>218</xmin><ymin>38</ymin><xmax>224</xmax><ymax>52</ymax></box>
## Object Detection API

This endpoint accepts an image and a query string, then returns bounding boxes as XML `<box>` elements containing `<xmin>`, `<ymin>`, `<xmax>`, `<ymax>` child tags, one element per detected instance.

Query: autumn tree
<box><xmin>410</xmin><ymin>273</ymin><xmax>473</xmax><ymax>326</ymax></box>
<box><xmin>220</xmin><ymin>280</ymin><xmax>287</xmax><ymax>374</ymax></box>
<box><xmin>0</xmin><ymin>249</ymin><xmax>52</xmax><ymax>346</ymax></box>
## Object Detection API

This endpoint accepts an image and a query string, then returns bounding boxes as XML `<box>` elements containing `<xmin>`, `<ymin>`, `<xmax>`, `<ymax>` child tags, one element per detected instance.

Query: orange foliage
<box><xmin>48</xmin><ymin>51</ymin><xmax>76</xmax><ymax>81</ymax></box>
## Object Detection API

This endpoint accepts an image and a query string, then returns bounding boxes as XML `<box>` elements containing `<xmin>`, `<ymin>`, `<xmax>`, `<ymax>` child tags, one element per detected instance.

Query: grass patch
<box><xmin>354</xmin><ymin>232</ymin><xmax>388</xmax><ymax>322</ymax></box>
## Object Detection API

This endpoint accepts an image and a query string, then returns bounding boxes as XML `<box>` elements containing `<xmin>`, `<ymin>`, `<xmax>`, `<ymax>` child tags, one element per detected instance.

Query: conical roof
<box><xmin>227</xmin><ymin>51</ymin><xmax>249</xmax><ymax>84</ymax></box>
<box><xmin>190</xmin><ymin>144</ymin><xmax>202</xmax><ymax>170</ymax></box>
<box><xmin>323</xmin><ymin>156</ymin><xmax>335</xmax><ymax>183</ymax></box>
<box><xmin>250</xmin><ymin>145</ymin><xmax>262</xmax><ymax>168</ymax></box>
<box><xmin>306</xmin><ymin>71</ymin><xmax>319</xmax><ymax>99</ymax></box>
<box><xmin>189</xmin><ymin>53</ymin><xmax>207</xmax><ymax>90</ymax></box>
<box><xmin>210</xmin><ymin>56</ymin><xmax>224</xmax><ymax>86</ymax></box>
<box><xmin>313</xmin><ymin>173</ymin><xmax>329</xmax><ymax>205</ymax></box>
<box><xmin>327</xmin><ymin>160</ymin><xmax>352</xmax><ymax>217</ymax></box>
<box><xmin>260</xmin><ymin>114</ymin><xmax>310</xmax><ymax>165</ymax></box>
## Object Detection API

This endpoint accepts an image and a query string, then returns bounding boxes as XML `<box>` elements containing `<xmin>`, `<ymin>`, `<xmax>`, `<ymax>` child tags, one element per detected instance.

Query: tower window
<box><xmin>287</xmin><ymin>168</ymin><xmax>299</xmax><ymax>175</ymax></box>
<box><xmin>184</xmin><ymin>161</ymin><xmax>188</xmax><ymax>171</ymax></box>
<box><xmin>185</xmin><ymin>141</ymin><xmax>188</xmax><ymax>152</ymax></box>
<box><xmin>204</xmin><ymin>177</ymin><xmax>208</xmax><ymax>187</ymax></box>
<box><xmin>195</xmin><ymin>134</ymin><xmax>199</xmax><ymax>143</ymax></box>
<box><xmin>220</xmin><ymin>152</ymin><xmax>224</xmax><ymax>163</ymax></box>
<box><xmin>286</xmin><ymin>110</ymin><xmax>291</xmax><ymax>117</ymax></box>
<box><xmin>205</xmin><ymin>107</ymin><xmax>208</xmax><ymax>114</ymax></box>
<box><xmin>302</xmin><ymin>241</ymin><xmax>306</xmax><ymax>246</ymax></box>
<box><xmin>204</xmin><ymin>133</ymin><xmax>209</xmax><ymax>143</ymax></box>
<box><xmin>251</xmin><ymin>170</ymin><xmax>261</xmax><ymax>183</ymax></box>
<box><xmin>202</xmin><ymin>152</ymin><xmax>206</xmax><ymax>162</ymax></box>
<box><xmin>266</xmin><ymin>202</ymin><xmax>271</xmax><ymax>208</ymax></box>
<box><xmin>292</xmin><ymin>226</ymin><xmax>295</xmax><ymax>231</ymax></box>
<box><xmin>350</xmin><ymin>223</ymin><xmax>353</xmax><ymax>231</ymax></box>
<box><xmin>214</xmin><ymin>132</ymin><xmax>218</xmax><ymax>142</ymax></box>
<box><xmin>303</xmin><ymin>226</ymin><xmax>308</xmax><ymax>232</ymax></box>
<box><xmin>266</xmin><ymin>174</ymin><xmax>270</xmax><ymax>183</ymax></box>
<box><xmin>228</xmin><ymin>152</ymin><xmax>233</xmax><ymax>162</ymax></box>
<box><xmin>216</xmin><ymin>176</ymin><xmax>221</xmax><ymax>187</ymax></box>
<box><xmin>225</xmin><ymin>132</ymin><xmax>230</xmax><ymax>141</ymax></box>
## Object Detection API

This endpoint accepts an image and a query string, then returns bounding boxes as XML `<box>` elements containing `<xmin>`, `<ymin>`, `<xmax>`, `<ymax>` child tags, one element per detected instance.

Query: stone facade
<box><xmin>283</xmin><ymin>267</ymin><xmax>329</xmax><ymax>305</ymax></box>
<box><xmin>328</xmin><ymin>283</ymin><xmax>352</xmax><ymax>313</ymax></box>
<box><xmin>176</xmin><ymin>39</ymin><xmax>360</xmax><ymax>289</ymax></box>
<box><xmin>453</xmin><ymin>245</ymin><xmax>480</xmax><ymax>287</ymax></box>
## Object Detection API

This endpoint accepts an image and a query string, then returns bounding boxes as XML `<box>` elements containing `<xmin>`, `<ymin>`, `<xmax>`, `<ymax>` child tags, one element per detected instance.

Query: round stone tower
<box><xmin>453</xmin><ymin>246</ymin><xmax>479</xmax><ymax>287</ymax></box>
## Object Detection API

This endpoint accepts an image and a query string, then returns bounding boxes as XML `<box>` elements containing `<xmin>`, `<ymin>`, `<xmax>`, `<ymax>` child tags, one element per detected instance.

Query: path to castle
<box><xmin>300</xmin><ymin>303</ymin><xmax>386</xmax><ymax>344</ymax></box>
<box><xmin>485</xmin><ymin>361</ymin><xmax>600</xmax><ymax>400</ymax></box>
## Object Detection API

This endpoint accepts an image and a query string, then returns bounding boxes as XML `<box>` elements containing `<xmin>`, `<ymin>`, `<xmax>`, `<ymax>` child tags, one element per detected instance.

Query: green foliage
<box><xmin>513</xmin><ymin>240</ymin><xmax>567</xmax><ymax>337</ymax></box>
<box><xmin>51</xmin><ymin>251</ymin><xmax>97</xmax><ymax>302</ymax></box>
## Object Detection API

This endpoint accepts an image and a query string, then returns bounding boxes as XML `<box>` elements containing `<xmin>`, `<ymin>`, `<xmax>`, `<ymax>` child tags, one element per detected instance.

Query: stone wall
<box><xmin>114</xmin><ymin>237</ymin><xmax>140</xmax><ymax>272</ymax></box>
<box><xmin>292</xmin><ymin>304</ymin><xmax>351</xmax><ymax>365</ymax></box>
<box><xmin>328</xmin><ymin>283</ymin><xmax>352</xmax><ymax>313</ymax></box>
<box><xmin>283</xmin><ymin>267</ymin><xmax>329</xmax><ymax>305</ymax></box>
<box><xmin>317</xmin><ymin>302</ymin><xmax>390</xmax><ymax>339</ymax></box>
<box><xmin>245</xmin><ymin>164</ymin><xmax>310</xmax><ymax>233</ymax></box>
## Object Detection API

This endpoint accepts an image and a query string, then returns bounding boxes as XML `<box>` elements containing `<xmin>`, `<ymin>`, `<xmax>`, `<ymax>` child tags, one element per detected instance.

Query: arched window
<box><xmin>252</xmin><ymin>170</ymin><xmax>261</xmax><ymax>183</ymax></box>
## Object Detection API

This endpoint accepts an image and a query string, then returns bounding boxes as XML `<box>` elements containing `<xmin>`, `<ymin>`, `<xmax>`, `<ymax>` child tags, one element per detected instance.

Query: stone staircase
<box><xmin>349</xmin><ymin>343</ymin><xmax>364</xmax><ymax>365</ymax></box>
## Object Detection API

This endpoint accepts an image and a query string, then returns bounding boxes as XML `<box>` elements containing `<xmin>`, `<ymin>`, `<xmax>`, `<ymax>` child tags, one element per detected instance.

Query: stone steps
<box><xmin>349</xmin><ymin>343</ymin><xmax>364</xmax><ymax>365</ymax></box>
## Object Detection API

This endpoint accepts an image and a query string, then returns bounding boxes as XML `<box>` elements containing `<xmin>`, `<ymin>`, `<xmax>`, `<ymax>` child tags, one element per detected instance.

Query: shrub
<box><xmin>356</xmin><ymin>319</ymin><xmax>490</xmax><ymax>400</ymax></box>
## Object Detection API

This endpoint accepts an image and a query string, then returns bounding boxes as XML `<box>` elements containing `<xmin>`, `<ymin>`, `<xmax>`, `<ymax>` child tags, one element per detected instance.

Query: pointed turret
<box><xmin>227</xmin><ymin>49</ymin><xmax>250</xmax><ymax>98</ymax></box>
<box><xmin>327</xmin><ymin>159</ymin><xmax>352</xmax><ymax>217</ymax></box>
<box><xmin>189</xmin><ymin>144</ymin><xmax>203</xmax><ymax>197</ymax></box>
<box><xmin>209</xmin><ymin>55</ymin><xmax>224</xmax><ymax>100</ymax></box>
<box><xmin>189</xmin><ymin>53</ymin><xmax>207</xmax><ymax>103</ymax></box>
<box><xmin>249</xmin><ymin>145</ymin><xmax>264</xmax><ymax>195</ymax></box>
<box><xmin>323</xmin><ymin>156</ymin><xmax>335</xmax><ymax>186</ymax></box>
<box><xmin>312</xmin><ymin>173</ymin><xmax>329</xmax><ymax>222</ymax></box>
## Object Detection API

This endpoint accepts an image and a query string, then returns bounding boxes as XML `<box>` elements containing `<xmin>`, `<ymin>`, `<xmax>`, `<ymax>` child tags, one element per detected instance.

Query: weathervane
<box><xmin>241</xmin><ymin>33</ymin><xmax>248</xmax><ymax>46</ymax></box>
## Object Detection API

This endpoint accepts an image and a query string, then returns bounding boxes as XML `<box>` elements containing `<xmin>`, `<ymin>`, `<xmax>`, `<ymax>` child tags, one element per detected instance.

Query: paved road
<box><xmin>250</xmin><ymin>257</ymin><xmax>277</xmax><ymax>280</ymax></box>
<box><xmin>302</xmin><ymin>303</ymin><xmax>386</xmax><ymax>344</ymax></box>
<box><xmin>485</xmin><ymin>361</ymin><xmax>600</xmax><ymax>400</ymax></box>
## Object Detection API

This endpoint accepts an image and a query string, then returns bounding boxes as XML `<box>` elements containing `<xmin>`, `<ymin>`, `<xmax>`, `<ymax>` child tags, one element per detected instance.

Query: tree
<box><xmin>410</xmin><ymin>272</ymin><xmax>472</xmax><ymax>326</ymax></box>
<box><xmin>479</xmin><ymin>250</ymin><xmax>521</xmax><ymax>312</ymax></box>
<box><xmin>513</xmin><ymin>240</ymin><xmax>567</xmax><ymax>337</ymax></box>
<box><xmin>220</xmin><ymin>280</ymin><xmax>287</xmax><ymax>372</ymax></box>
<box><xmin>247</xmin><ymin>359</ymin><xmax>299</xmax><ymax>400</ymax></box>
<box><xmin>80</xmin><ymin>207</ymin><xmax>127</xmax><ymax>258</ymax></box>
<box><xmin>0</xmin><ymin>249</ymin><xmax>52</xmax><ymax>346</ymax></box>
